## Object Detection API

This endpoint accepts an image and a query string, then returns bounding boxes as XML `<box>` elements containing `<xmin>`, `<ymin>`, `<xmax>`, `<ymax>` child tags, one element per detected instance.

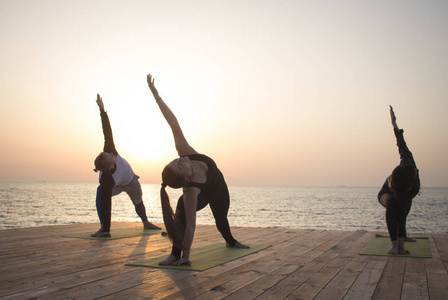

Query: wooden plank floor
<box><xmin>0</xmin><ymin>222</ymin><xmax>447</xmax><ymax>300</ymax></box>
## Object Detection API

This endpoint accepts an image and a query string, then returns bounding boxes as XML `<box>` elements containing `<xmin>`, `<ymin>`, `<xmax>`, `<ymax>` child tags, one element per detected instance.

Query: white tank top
<box><xmin>99</xmin><ymin>155</ymin><xmax>135</xmax><ymax>186</ymax></box>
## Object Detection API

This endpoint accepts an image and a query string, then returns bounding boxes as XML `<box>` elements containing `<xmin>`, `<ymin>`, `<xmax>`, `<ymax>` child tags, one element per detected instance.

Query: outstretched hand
<box><xmin>147</xmin><ymin>73</ymin><xmax>161</xmax><ymax>101</ymax></box>
<box><xmin>96</xmin><ymin>94</ymin><xmax>104</xmax><ymax>110</ymax></box>
<box><xmin>389</xmin><ymin>105</ymin><xmax>396</xmax><ymax>122</ymax></box>
<box><xmin>389</xmin><ymin>105</ymin><xmax>398</xmax><ymax>129</ymax></box>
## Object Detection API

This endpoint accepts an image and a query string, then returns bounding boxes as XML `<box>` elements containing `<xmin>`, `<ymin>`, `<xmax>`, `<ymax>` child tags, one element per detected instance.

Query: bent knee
<box><xmin>379</xmin><ymin>193</ymin><xmax>394</xmax><ymax>208</ymax></box>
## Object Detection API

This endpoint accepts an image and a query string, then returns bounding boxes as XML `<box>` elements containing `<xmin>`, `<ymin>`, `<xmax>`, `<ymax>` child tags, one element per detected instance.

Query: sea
<box><xmin>0</xmin><ymin>182</ymin><xmax>447</xmax><ymax>234</ymax></box>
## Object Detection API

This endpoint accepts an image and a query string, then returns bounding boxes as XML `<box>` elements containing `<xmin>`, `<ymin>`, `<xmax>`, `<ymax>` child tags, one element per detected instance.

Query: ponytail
<box><xmin>160</xmin><ymin>184</ymin><xmax>185</xmax><ymax>251</ymax></box>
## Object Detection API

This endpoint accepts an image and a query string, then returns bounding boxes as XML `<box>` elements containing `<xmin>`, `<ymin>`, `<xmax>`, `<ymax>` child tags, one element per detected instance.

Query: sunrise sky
<box><xmin>1</xmin><ymin>0</ymin><xmax>447</xmax><ymax>187</ymax></box>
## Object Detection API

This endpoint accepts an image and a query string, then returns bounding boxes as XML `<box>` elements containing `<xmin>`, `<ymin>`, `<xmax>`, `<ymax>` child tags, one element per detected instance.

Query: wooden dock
<box><xmin>1</xmin><ymin>222</ymin><xmax>447</xmax><ymax>299</ymax></box>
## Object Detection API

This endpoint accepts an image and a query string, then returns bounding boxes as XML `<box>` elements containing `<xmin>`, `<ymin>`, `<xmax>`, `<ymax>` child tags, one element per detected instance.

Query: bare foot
<box><xmin>143</xmin><ymin>221</ymin><xmax>161</xmax><ymax>230</ymax></box>
<box><xmin>387</xmin><ymin>241</ymin><xmax>399</xmax><ymax>254</ymax></box>
<box><xmin>173</xmin><ymin>257</ymin><xmax>192</xmax><ymax>266</ymax></box>
<box><xmin>398</xmin><ymin>248</ymin><xmax>410</xmax><ymax>254</ymax></box>
<box><xmin>404</xmin><ymin>232</ymin><xmax>416</xmax><ymax>242</ymax></box>
<box><xmin>227</xmin><ymin>241</ymin><xmax>250</xmax><ymax>248</ymax></box>
<box><xmin>90</xmin><ymin>229</ymin><xmax>111</xmax><ymax>238</ymax></box>
<box><xmin>159</xmin><ymin>254</ymin><xmax>178</xmax><ymax>266</ymax></box>
<box><xmin>398</xmin><ymin>237</ymin><xmax>410</xmax><ymax>254</ymax></box>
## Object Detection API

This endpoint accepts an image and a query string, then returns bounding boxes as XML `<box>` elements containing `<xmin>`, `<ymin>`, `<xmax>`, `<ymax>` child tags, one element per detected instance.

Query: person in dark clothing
<box><xmin>146</xmin><ymin>74</ymin><xmax>249</xmax><ymax>266</ymax></box>
<box><xmin>92</xmin><ymin>94</ymin><xmax>160</xmax><ymax>237</ymax></box>
<box><xmin>378</xmin><ymin>105</ymin><xmax>420</xmax><ymax>254</ymax></box>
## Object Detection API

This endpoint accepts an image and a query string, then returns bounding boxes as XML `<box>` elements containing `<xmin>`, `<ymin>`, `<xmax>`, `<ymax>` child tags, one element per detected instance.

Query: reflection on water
<box><xmin>0</xmin><ymin>183</ymin><xmax>447</xmax><ymax>233</ymax></box>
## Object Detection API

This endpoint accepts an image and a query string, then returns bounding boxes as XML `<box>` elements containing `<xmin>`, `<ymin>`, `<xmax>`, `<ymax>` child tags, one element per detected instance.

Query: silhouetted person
<box><xmin>147</xmin><ymin>73</ymin><xmax>249</xmax><ymax>266</ymax></box>
<box><xmin>378</xmin><ymin>106</ymin><xmax>420</xmax><ymax>254</ymax></box>
<box><xmin>92</xmin><ymin>94</ymin><xmax>160</xmax><ymax>237</ymax></box>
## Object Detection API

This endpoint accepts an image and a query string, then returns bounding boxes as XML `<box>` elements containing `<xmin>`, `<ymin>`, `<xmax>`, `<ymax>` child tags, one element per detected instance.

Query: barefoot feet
<box><xmin>227</xmin><ymin>241</ymin><xmax>250</xmax><ymax>248</ymax></box>
<box><xmin>90</xmin><ymin>228</ymin><xmax>111</xmax><ymax>238</ymax></box>
<box><xmin>143</xmin><ymin>220</ymin><xmax>161</xmax><ymax>230</ymax></box>
<box><xmin>387</xmin><ymin>240</ymin><xmax>399</xmax><ymax>254</ymax></box>
<box><xmin>159</xmin><ymin>254</ymin><xmax>178</xmax><ymax>266</ymax></box>
<box><xmin>398</xmin><ymin>237</ymin><xmax>410</xmax><ymax>254</ymax></box>
<box><xmin>387</xmin><ymin>238</ymin><xmax>410</xmax><ymax>254</ymax></box>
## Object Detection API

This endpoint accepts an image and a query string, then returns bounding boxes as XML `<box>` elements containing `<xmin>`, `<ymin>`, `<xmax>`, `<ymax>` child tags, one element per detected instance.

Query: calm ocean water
<box><xmin>0</xmin><ymin>182</ymin><xmax>447</xmax><ymax>233</ymax></box>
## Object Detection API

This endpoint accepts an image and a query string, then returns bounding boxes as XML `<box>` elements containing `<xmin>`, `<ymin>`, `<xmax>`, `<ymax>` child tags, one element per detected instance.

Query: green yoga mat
<box><xmin>64</xmin><ymin>227</ymin><xmax>163</xmax><ymax>240</ymax></box>
<box><xmin>126</xmin><ymin>243</ymin><xmax>271</xmax><ymax>271</ymax></box>
<box><xmin>360</xmin><ymin>234</ymin><xmax>431</xmax><ymax>258</ymax></box>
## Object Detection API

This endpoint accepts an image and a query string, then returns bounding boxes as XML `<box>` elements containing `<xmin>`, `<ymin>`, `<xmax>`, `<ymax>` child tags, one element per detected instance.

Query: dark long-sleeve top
<box><xmin>98</xmin><ymin>110</ymin><xmax>135</xmax><ymax>188</ymax></box>
<box><xmin>378</xmin><ymin>128</ymin><xmax>420</xmax><ymax>208</ymax></box>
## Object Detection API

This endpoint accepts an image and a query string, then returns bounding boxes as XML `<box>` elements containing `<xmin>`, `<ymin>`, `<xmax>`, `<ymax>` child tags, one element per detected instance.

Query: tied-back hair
<box><xmin>93</xmin><ymin>152</ymin><xmax>108</xmax><ymax>172</ymax></box>
<box><xmin>391</xmin><ymin>164</ymin><xmax>416</xmax><ymax>192</ymax></box>
<box><xmin>160</xmin><ymin>165</ymin><xmax>187</xmax><ymax>252</ymax></box>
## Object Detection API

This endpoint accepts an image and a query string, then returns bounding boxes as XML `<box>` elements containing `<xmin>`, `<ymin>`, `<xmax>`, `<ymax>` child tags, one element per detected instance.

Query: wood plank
<box><xmin>251</xmin><ymin>231</ymin><xmax>354</xmax><ymax>300</ymax></box>
<box><xmin>191</xmin><ymin>232</ymin><xmax>331</xmax><ymax>300</ymax></box>
<box><xmin>0</xmin><ymin>234</ymin><xmax>169</xmax><ymax>291</ymax></box>
<box><xmin>17</xmin><ymin>226</ymin><xmax>228</xmax><ymax>298</ymax></box>
<box><xmin>433</xmin><ymin>233</ymin><xmax>448</xmax><ymax>269</ymax></box>
<box><xmin>0</xmin><ymin>223</ymin><xmax>447</xmax><ymax>300</ymax></box>
<box><xmin>372</xmin><ymin>257</ymin><xmax>405</xmax><ymax>300</ymax></box>
<box><xmin>427</xmin><ymin>234</ymin><xmax>440</xmax><ymax>259</ymax></box>
<box><xmin>285</xmin><ymin>231</ymin><xmax>372</xmax><ymax>300</ymax></box>
<box><xmin>401</xmin><ymin>258</ymin><xmax>429</xmax><ymax>300</ymax></box>
<box><xmin>314</xmin><ymin>254</ymin><xmax>372</xmax><ymax>300</ymax></box>
<box><xmin>343</xmin><ymin>256</ymin><xmax>387</xmax><ymax>300</ymax></box>
<box><xmin>425</xmin><ymin>258</ymin><xmax>448</xmax><ymax>300</ymax></box>
<box><xmin>107</xmin><ymin>229</ymin><xmax>314</xmax><ymax>299</ymax></box>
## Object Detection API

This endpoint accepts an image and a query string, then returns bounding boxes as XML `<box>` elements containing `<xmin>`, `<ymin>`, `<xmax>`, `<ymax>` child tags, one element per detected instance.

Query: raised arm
<box><xmin>96</xmin><ymin>94</ymin><xmax>105</xmax><ymax>111</ymax></box>
<box><xmin>97</xmin><ymin>94</ymin><xmax>117</xmax><ymax>155</ymax></box>
<box><xmin>389</xmin><ymin>105</ymin><xmax>399</xmax><ymax>131</ymax></box>
<box><xmin>389</xmin><ymin>105</ymin><xmax>415</xmax><ymax>167</ymax></box>
<box><xmin>147</xmin><ymin>74</ymin><xmax>197</xmax><ymax>156</ymax></box>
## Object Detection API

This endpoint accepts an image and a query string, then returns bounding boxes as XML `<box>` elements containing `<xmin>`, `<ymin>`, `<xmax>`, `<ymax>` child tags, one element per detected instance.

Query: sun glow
<box><xmin>1</xmin><ymin>1</ymin><xmax>447</xmax><ymax>186</ymax></box>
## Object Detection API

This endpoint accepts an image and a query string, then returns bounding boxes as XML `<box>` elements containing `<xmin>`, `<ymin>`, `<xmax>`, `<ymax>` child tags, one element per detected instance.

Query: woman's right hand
<box><xmin>158</xmin><ymin>254</ymin><xmax>178</xmax><ymax>266</ymax></box>
<box><xmin>147</xmin><ymin>73</ymin><xmax>161</xmax><ymax>101</ymax></box>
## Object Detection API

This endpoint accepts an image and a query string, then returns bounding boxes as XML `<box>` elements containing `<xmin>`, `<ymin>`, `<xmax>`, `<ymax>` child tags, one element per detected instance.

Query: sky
<box><xmin>0</xmin><ymin>0</ymin><xmax>447</xmax><ymax>187</ymax></box>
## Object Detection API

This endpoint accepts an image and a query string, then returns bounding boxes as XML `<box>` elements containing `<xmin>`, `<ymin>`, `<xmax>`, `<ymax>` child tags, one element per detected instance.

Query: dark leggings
<box><xmin>171</xmin><ymin>190</ymin><xmax>237</xmax><ymax>259</ymax></box>
<box><xmin>379</xmin><ymin>193</ymin><xmax>411</xmax><ymax>241</ymax></box>
<box><xmin>95</xmin><ymin>186</ymin><xmax>148</xmax><ymax>232</ymax></box>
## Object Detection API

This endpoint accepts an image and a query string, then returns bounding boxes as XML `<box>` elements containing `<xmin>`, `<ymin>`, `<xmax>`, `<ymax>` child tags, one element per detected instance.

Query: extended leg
<box><xmin>91</xmin><ymin>185</ymin><xmax>112</xmax><ymax>237</ymax></box>
<box><xmin>123</xmin><ymin>176</ymin><xmax>160</xmax><ymax>229</ymax></box>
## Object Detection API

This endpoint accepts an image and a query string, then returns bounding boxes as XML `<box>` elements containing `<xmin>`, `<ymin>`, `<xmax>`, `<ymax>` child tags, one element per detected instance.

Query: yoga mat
<box><xmin>126</xmin><ymin>243</ymin><xmax>271</xmax><ymax>271</ymax></box>
<box><xmin>360</xmin><ymin>234</ymin><xmax>431</xmax><ymax>258</ymax></box>
<box><xmin>64</xmin><ymin>227</ymin><xmax>164</xmax><ymax>240</ymax></box>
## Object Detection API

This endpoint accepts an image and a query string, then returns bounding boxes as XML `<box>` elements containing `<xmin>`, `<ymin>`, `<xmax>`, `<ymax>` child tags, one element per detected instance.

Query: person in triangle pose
<box><xmin>147</xmin><ymin>73</ymin><xmax>249</xmax><ymax>266</ymax></box>
<box><xmin>92</xmin><ymin>94</ymin><xmax>160</xmax><ymax>237</ymax></box>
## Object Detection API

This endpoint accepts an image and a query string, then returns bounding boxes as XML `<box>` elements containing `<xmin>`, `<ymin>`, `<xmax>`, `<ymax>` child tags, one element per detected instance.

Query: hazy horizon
<box><xmin>1</xmin><ymin>1</ymin><xmax>447</xmax><ymax>187</ymax></box>
<box><xmin>1</xmin><ymin>181</ymin><xmax>447</xmax><ymax>190</ymax></box>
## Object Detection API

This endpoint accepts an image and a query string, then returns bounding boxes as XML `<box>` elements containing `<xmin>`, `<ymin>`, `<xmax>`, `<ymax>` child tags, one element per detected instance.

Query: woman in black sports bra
<box><xmin>147</xmin><ymin>73</ymin><xmax>249</xmax><ymax>266</ymax></box>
